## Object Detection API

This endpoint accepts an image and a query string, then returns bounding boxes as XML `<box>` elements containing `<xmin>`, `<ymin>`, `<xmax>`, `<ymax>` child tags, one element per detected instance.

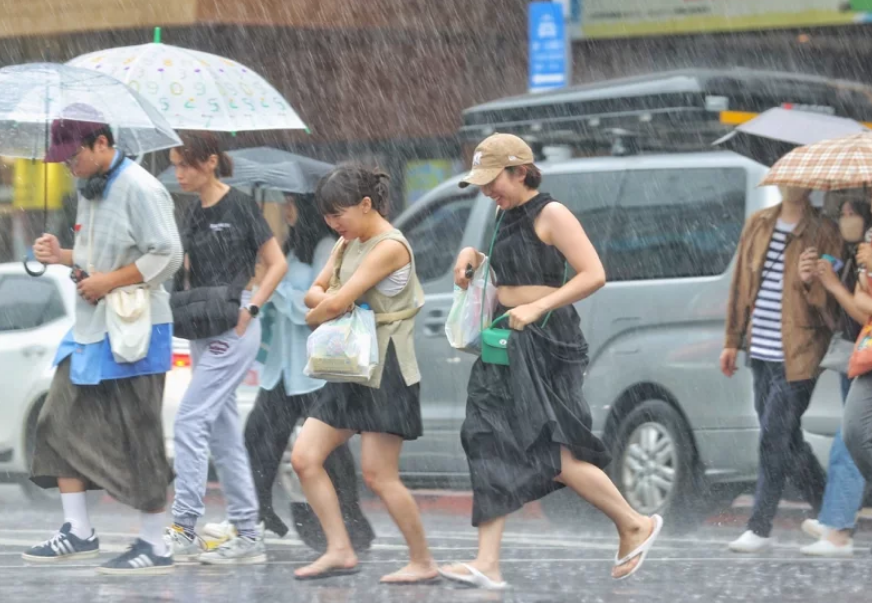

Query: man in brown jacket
<box><xmin>720</xmin><ymin>186</ymin><xmax>841</xmax><ymax>553</ymax></box>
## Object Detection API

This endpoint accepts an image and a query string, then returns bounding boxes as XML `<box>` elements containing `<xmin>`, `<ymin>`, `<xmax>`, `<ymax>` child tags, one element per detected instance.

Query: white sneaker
<box><xmin>199</xmin><ymin>534</ymin><xmax>267</xmax><ymax>565</ymax></box>
<box><xmin>202</xmin><ymin>520</ymin><xmax>268</xmax><ymax>540</ymax></box>
<box><xmin>800</xmin><ymin>538</ymin><xmax>854</xmax><ymax>558</ymax></box>
<box><xmin>801</xmin><ymin>519</ymin><xmax>829</xmax><ymax>540</ymax></box>
<box><xmin>728</xmin><ymin>530</ymin><xmax>774</xmax><ymax>553</ymax></box>
<box><xmin>202</xmin><ymin>520</ymin><xmax>235</xmax><ymax>540</ymax></box>
<box><xmin>164</xmin><ymin>527</ymin><xmax>204</xmax><ymax>562</ymax></box>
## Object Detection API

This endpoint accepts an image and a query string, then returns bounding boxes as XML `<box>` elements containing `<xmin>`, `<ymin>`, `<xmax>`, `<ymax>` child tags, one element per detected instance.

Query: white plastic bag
<box><xmin>304</xmin><ymin>305</ymin><xmax>379</xmax><ymax>382</ymax></box>
<box><xmin>445</xmin><ymin>261</ymin><xmax>496</xmax><ymax>354</ymax></box>
<box><xmin>105</xmin><ymin>285</ymin><xmax>152</xmax><ymax>363</ymax></box>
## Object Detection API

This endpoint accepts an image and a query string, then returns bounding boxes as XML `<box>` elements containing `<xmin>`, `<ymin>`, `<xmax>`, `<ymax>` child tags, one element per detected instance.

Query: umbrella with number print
<box><xmin>67</xmin><ymin>28</ymin><xmax>307</xmax><ymax>132</ymax></box>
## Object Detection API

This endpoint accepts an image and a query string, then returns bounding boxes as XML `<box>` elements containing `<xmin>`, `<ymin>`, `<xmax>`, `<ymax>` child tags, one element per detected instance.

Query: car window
<box><xmin>608</xmin><ymin>168</ymin><xmax>747</xmax><ymax>281</ymax></box>
<box><xmin>0</xmin><ymin>276</ymin><xmax>66</xmax><ymax>332</ymax></box>
<box><xmin>541</xmin><ymin>170</ymin><xmax>624</xmax><ymax>277</ymax></box>
<box><xmin>402</xmin><ymin>192</ymin><xmax>477</xmax><ymax>283</ymax></box>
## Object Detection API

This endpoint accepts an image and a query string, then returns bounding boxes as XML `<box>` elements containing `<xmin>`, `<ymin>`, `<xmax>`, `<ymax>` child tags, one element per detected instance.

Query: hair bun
<box><xmin>315</xmin><ymin>163</ymin><xmax>392</xmax><ymax>218</ymax></box>
<box><xmin>371</xmin><ymin>170</ymin><xmax>390</xmax><ymax>190</ymax></box>
<box><xmin>371</xmin><ymin>170</ymin><xmax>390</xmax><ymax>212</ymax></box>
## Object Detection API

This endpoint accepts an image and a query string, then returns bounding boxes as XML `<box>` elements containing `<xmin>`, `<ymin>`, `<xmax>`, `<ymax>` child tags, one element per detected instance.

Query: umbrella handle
<box><xmin>23</xmin><ymin>257</ymin><xmax>47</xmax><ymax>277</ymax></box>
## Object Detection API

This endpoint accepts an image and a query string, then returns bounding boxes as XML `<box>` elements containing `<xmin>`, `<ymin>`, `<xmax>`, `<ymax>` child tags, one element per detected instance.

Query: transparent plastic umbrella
<box><xmin>0</xmin><ymin>62</ymin><xmax>182</xmax><ymax>159</ymax></box>
<box><xmin>0</xmin><ymin>62</ymin><xmax>181</xmax><ymax>276</ymax></box>
<box><xmin>68</xmin><ymin>29</ymin><xmax>307</xmax><ymax>132</ymax></box>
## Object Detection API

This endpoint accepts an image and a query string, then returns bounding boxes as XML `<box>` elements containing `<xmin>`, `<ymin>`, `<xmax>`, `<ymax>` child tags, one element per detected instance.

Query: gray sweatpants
<box><xmin>843</xmin><ymin>373</ymin><xmax>872</xmax><ymax>484</ymax></box>
<box><xmin>171</xmin><ymin>310</ymin><xmax>261</xmax><ymax>532</ymax></box>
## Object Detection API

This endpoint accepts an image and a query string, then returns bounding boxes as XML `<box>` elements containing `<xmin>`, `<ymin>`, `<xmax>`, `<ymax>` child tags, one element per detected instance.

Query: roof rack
<box><xmin>460</xmin><ymin>68</ymin><xmax>872</xmax><ymax>156</ymax></box>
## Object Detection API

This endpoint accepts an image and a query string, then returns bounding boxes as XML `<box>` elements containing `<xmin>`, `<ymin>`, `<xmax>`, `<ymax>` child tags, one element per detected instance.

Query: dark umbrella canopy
<box><xmin>713</xmin><ymin>107</ymin><xmax>869</xmax><ymax>166</ymax></box>
<box><xmin>160</xmin><ymin>146</ymin><xmax>334</xmax><ymax>195</ymax></box>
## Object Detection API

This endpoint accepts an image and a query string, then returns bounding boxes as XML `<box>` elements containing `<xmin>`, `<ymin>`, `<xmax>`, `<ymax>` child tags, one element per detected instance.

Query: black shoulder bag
<box><xmin>170</xmin><ymin>266</ymin><xmax>251</xmax><ymax>341</ymax></box>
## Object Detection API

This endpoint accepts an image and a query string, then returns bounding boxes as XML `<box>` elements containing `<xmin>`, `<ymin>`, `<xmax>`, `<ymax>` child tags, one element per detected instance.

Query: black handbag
<box><xmin>170</xmin><ymin>268</ymin><xmax>250</xmax><ymax>341</ymax></box>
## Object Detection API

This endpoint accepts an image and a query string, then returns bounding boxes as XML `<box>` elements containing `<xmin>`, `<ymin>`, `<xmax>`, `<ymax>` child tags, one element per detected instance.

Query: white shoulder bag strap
<box><xmin>91</xmin><ymin>201</ymin><xmax>153</xmax><ymax>363</ymax></box>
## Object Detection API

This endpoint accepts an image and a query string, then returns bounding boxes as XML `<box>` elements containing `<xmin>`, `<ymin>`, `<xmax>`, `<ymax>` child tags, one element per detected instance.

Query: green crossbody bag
<box><xmin>479</xmin><ymin>210</ymin><xmax>568</xmax><ymax>366</ymax></box>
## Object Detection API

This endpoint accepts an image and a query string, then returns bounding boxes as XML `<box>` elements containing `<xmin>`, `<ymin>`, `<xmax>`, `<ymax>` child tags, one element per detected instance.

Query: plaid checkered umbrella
<box><xmin>760</xmin><ymin>133</ymin><xmax>872</xmax><ymax>191</ymax></box>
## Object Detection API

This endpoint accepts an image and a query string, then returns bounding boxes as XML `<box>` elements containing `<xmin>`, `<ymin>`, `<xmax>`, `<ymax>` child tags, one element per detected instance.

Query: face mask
<box><xmin>840</xmin><ymin>214</ymin><xmax>866</xmax><ymax>243</ymax></box>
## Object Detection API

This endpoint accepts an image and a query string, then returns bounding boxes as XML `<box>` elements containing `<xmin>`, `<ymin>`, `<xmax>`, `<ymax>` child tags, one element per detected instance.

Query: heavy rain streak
<box><xmin>1</xmin><ymin>1</ymin><xmax>872</xmax><ymax>601</ymax></box>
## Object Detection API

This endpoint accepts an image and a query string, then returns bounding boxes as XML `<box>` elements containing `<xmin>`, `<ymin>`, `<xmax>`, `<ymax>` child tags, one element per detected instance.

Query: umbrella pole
<box><xmin>24</xmin><ymin>78</ymin><xmax>51</xmax><ymax>277</ymax></box>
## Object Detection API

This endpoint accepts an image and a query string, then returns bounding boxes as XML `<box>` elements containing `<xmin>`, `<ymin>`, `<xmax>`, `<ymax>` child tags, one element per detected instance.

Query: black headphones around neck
<box><xmin>78</xmin><ymin>153</ymin><xmax>125</xmax><ymax>201</ymax></box>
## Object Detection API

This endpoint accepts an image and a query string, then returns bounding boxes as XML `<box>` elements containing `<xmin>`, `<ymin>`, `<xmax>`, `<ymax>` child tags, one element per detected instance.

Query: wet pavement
<box><xmin>0</xmin><ymin>485</ymin><xmax>870</xmax><ymax>603</ymax></box>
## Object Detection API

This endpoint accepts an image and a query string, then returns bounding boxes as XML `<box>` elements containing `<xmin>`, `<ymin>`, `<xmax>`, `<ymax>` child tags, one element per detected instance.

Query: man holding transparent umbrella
<box><xmin>21</xmin><ymin>106</ymin><xmax>183</xmax><ymax>575</ymax></box>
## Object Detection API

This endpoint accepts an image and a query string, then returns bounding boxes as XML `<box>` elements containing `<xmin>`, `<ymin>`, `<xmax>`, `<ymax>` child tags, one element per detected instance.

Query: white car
<box><xmin>0</xmin><ymin>262</ymin><xmax>259</xmax><ymax>501</ymax></box>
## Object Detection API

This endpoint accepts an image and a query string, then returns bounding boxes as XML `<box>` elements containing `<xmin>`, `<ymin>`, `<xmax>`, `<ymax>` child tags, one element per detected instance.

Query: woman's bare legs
<box><xmin>554</xmin><ymin>447</ymin><xmax>656</xmax><ymax>579</ymax></box>
<box><xmin>438</xmin><ymin>516</ymin><xmax>507</xmax><ymax>583</ymax></box>
<box><xmin>441</xmin><ymin>446</ymin><xmax>657</xmax><ymax>582</ymax></box>
<box><xmin>359</xmin><ymin>432</ymin><xmax>437</xmax><ymax>583</ymax></box>
<box><xmin>290</xmin><ymin>418</ymin><xmax>356</xmax><ymax>578</ymax></box>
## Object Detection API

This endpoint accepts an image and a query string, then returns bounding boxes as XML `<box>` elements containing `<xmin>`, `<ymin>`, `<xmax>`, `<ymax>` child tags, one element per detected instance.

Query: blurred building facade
<box><xmin>0</xmin><ymin>0</ymin><xmax>871</xmax><ymax>228</ymax></box>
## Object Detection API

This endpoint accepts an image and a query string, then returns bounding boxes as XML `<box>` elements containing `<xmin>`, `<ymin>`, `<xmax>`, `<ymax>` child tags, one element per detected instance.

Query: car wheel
<box><xmin>611</xmin><ymin>400</ymin><xmax>700</xmax><ymax>526</ymax></box>
<box><xmin>20</xmin><ymin>398</ymin><xmax>100</xmax><ymax>507</ymax></box>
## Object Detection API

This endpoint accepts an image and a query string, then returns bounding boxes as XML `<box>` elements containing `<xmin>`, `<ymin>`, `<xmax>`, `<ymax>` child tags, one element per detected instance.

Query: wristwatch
<box><xmin>244</xmin><ymin>303</ymin><xmax>260</xmax><ymax>317</ymax></box>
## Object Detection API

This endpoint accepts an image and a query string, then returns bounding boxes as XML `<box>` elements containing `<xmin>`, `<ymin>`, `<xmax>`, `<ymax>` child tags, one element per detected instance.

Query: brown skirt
<box><xmin>30</xmin><ymin>358</ymin><xmax>173</xmax><ymax>512</ymax></box>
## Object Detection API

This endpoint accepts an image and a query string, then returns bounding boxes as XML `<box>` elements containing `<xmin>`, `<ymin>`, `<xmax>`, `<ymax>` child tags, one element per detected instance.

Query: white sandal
<box><xmin>613</xmin><ymin>514</ymin><xmax>663</xmax><ymax>581</ymax></box>
<box><xmin>438</xmin><ymin>563</ymin><xmax>508</xmax><ymax>590</ymax></box>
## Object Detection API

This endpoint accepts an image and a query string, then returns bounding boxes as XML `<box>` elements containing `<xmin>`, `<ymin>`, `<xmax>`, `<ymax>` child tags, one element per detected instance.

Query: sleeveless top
<box><xmin>491</xmin><ymin>193</ymin><xmax>566</xmax><ymax>287</ymax></box>
<box><xmin>334</xmin><ymin>229</ymin><xmax>424</xmax><ymax>389</ymax></box>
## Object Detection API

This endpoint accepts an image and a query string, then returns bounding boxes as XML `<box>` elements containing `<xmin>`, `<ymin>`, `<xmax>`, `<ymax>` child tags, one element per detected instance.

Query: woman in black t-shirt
<box><xmin>166</xmin><ymin>132</ymin><xmax>287</xmax><ymax>565</ymax></box>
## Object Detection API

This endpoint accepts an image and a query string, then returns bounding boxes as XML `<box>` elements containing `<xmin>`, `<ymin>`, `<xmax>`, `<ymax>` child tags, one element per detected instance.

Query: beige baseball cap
<box><xmin>459</xmin><ymin>133</ymin><xmax>535</xmax><ymax>188</ymax></box>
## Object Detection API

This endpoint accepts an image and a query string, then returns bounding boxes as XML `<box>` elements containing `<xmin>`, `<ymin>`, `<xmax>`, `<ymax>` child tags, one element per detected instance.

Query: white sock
<box><xmin>60</xmin><ymin>492</ymin><xmax>92</xmax><ymax>539</ymax></box>
<box><xmin>140</xmin><ymin>512</ymin><xmax>169</xmax><ymax>557</ymax></box>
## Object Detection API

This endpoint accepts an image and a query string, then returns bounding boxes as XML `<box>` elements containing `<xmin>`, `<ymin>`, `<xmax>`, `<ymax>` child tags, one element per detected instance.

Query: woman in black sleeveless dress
<box><xmin>438</xmin><ymin>134</ymin><xmax>663</xmax><ymax>589</ymax></box>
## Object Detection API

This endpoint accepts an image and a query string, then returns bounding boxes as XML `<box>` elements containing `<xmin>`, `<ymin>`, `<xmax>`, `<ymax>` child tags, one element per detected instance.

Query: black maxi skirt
<box><xmin>462</xmin><ymin>304</ymin><xmax>611</xmax><ymax>526</ymax></box>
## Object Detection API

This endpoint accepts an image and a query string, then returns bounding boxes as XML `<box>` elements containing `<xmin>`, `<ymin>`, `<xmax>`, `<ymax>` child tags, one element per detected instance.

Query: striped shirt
<box><xmin>750</xmin><ymin>219</ymin><xmax>796</xmax><ymax>362</ymax></box>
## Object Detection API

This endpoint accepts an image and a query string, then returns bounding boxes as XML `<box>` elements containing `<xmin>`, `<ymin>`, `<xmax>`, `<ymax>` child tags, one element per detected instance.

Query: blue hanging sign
<box><xmin>529</xmin><ymin>2</ymin><xmax>570</xmax><ymax>93</ymax></box>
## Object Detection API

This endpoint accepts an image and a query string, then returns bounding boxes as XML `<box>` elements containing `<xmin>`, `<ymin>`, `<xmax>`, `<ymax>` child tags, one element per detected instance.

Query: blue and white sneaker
<box><xmin>96</xmin><ymin>539</ymin><xmax>174</xmax><ymax>576</ymax></box>
<box><xmin>22</xmin><ymin>523</ymin><xmax>100</xmax><ymax>563</ymax></box>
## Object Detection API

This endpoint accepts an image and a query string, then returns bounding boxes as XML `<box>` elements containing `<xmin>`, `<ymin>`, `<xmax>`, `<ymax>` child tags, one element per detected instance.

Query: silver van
<box><xmin>392</xmin><ymin>150</ymin><xmax>843</xmax><ymax>522</ymax></box>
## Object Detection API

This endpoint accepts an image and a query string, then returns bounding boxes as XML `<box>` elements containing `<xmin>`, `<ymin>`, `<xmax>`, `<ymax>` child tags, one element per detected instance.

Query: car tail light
<box><xmin>172</xmin><ymin>352</ymin><xmax>191</xmax><ymax>369</ymax></box>
<box><xmin>243</xmin><ymin>369</ymin><xmax>260</xmax><ymax>387</ymax></box>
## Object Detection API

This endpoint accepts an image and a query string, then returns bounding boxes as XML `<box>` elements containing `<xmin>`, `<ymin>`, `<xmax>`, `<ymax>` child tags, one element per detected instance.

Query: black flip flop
<box><xmin>294</xmin><ymin>566</ymin><xmax>361</xmax><ymax>581</ymax></box>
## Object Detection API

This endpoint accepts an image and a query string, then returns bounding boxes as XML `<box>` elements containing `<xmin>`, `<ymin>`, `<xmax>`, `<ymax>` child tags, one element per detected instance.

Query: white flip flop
<box><xmin>613</xmin><ymin>514</ymin><xmax>663</xmax><ymax>581</ymax></box>
<box><xmin>438</xmin><ymin>563</ymin><xmax>508</xmax><ymax>590</ymax></box>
